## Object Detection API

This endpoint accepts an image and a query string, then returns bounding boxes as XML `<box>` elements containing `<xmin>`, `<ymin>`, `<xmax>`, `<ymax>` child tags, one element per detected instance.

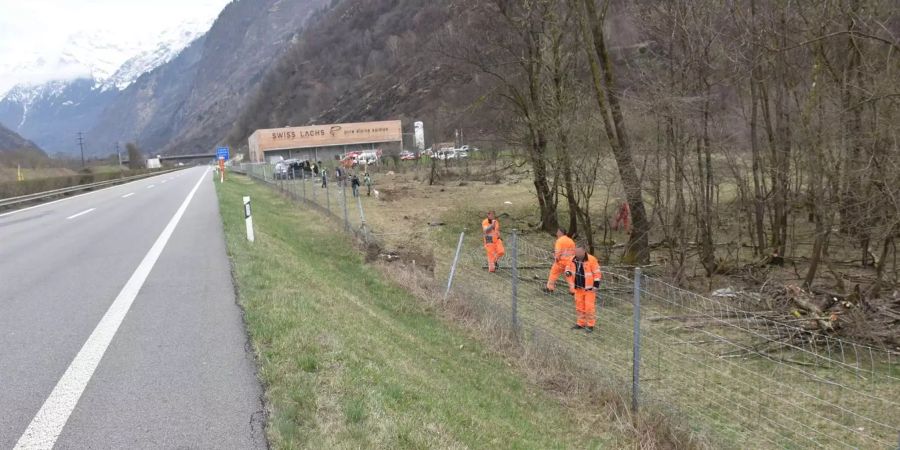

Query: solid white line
<box><xmin>65</xmin><ymin>208</ymin><xmax>95</xmax><ymax>220</ymax></box>
<box><xmin>147</xmin><ymin>184</ymin><xmax>155</xmax><ymax>189</ymax></box>
<box><xmin>14</xmin><ymin>169</ymin><xmax>210</xmax><ymax>450</ymax></box>
<box><xmin>121</xmin><ymin>193</ymin><xmax>134</xmax><ymax>198</ymax></box>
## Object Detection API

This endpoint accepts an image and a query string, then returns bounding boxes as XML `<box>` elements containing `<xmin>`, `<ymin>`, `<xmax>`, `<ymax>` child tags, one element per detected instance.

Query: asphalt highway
<box><xmin>0</xmin><ymin>167</ymin><xmax>266</xmax><ymax>449</ymax></box>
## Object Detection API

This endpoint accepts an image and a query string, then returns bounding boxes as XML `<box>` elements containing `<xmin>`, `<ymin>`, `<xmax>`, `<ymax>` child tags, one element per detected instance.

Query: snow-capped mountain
<box><xmin>101</xmin><ymin>23</ymin><xmax>212</xmax><ymax>91</ymax></box>
<box><xmin>0</xmin><ymin>18</ymin><xmax>215</xmax><ymax>155</ymax></box>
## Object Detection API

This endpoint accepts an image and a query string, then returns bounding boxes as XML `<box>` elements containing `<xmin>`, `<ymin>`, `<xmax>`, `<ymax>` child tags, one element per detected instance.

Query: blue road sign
<box><xmin>216</xmin><ymin>147</ymin><xmax>230</xmax><ymax>160</ymax></box>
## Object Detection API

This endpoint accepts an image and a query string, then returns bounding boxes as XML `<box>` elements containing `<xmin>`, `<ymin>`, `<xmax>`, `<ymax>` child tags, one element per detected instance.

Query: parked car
<box><xmin>399</xmin><ymin>150</ymin><xmax>418</xmax><ymax>160</ymax></box>
<box><xmin>436</xmin><ymin>149</ymin><xmax>469</xmax><ymax>160</ymax></box>
<box><xmin>283</xmin><ymin>158</ymin><xmax>304</xmax><ymax>178</ymax></box>
<box><xmin>435</xmin><ymin>149</ymin><xmax>455</xmax><ymax>160</ymax></box>
<box><xmin>354</xmin><ymin>150</ymin><xmax>380</xmax><ymax>165</ymax></box>
<box><xmin>273</xmin><ymin>162</ymin><xmax>289</xmax><ymax>179</ymax></box>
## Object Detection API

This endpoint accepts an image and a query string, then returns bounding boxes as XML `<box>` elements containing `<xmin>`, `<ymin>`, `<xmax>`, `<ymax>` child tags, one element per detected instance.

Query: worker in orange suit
<box><xmin>546</xmin><ymin>227</ymin><xmax>576</xmax><ymax>292</ymax></box>
<box><xmin>564</xmin><ymin>247</ymin><xmax>602</xmax><ymax>332</ymax></box>
<box><xmin>482</xmin><ymin>210</ymin><xmax>505</xmax><ymax>273</ymax></box>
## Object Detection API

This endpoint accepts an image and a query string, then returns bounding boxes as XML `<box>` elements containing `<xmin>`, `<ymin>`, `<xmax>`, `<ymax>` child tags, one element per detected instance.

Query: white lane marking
<box><xmin>14</xmin><ymin>169</ymin><xmax>210</xmax><ymax>450</ymax></box>
<box><xmin>161</xmin><ymin>180</ymin><xmax>167</xmax><ymax>184</ymax></box>
<box><xmin>65</xmin><ymin>208</ymin><xmax>95</xmax><ymax>220</ymax></box>
<box><xmin>0</xmin><ymin>169</ymin><xmax>196</xmax><ymax>219</ymax></box>
<box><xmin>147</xmin><ymin>184</ymin><xmax>155</xmax><ymax>189</ymax></box>
<box><xmin>0</xmin><ymin>191</ymin><xmax>101</xmax><ymax>219</ymax></box>
<box><xmin>121</xmin><ymin>193</ymin><xmax>134</xmax><ymax>198</ymax></box>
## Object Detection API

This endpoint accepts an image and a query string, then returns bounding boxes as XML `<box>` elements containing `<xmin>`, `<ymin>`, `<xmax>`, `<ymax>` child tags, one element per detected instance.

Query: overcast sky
<box><xmin>0</xmin><ymin>0</ymin><xmax>231</xmax><ymax>95</ymax></box>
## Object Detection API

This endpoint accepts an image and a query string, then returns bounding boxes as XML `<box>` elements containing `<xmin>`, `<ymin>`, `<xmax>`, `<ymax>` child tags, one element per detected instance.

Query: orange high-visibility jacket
<box><xmin>565</xmin><ymin>254</ymin><xmax>602</xmax><ymax>290</ymax></box>
<box><xmin>482</xmin><ymin>218</ymin><xmax>500</xmax><ymax>245</ymax></box>
<box><xmin>554</xmin><ymin>235</ymin><xmax>576</xmax><ymax>263</ymax></box>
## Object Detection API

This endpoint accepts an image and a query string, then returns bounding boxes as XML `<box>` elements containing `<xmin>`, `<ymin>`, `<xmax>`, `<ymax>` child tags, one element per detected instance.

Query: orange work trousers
<box><xmin>484</xmin><ymin>240</ymin><xmax>505</xmax><ymax>272</ymax></box>
<box><xmin>546</xmin><ymin>261</ymin><xmax>568</xmax><ymax>290</ymax></box>
<box><xmin>573</xmin><ymin>289</ymin><xmax>597</xmax><ymax>327</ymax></box>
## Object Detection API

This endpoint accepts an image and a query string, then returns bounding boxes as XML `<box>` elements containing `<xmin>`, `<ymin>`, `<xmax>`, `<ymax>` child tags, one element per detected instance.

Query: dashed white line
<box><xmin>14</xmin><ymin>169</ymin><xmax>210</xmax><ymax>450</ymax></box>
<box><xmin>65</xmin><ymin>208</ymin><xmax>95</xmax><ymax>220</ymax></box>
<box><xmin>121</xmin><ymin>193</ymin><xmax>134</xmax><ymax>198</ymax></box>
<box><xmin>161</xmin><ymin>180</ymin><xmax>167</xmax><ymax>184</ymax></box>
<box><xmin>147</xmin><ymin>184</ymin><xmax>155</xmax><ymax>189</ymax></box>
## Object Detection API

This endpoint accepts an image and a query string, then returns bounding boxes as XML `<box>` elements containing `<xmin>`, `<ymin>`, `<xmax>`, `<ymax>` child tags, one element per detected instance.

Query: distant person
<box><xmin>321</xmin><ymin>168</ymin><xmax>327</xmax><ymax>188</ymax></box>
<box><xmin>364</xmin><ymin>172</ymin><xmax>373</xmax><ymax>196</ymax></box>
<box><xmin>482</xmin><ymin>210</ymin><xmax>505</xmax><ymax>273</ymax></box>
<box><xmin>546</xmin><ymin>228</ymin><xmax>576</xmax><ymax>292</ymax></box>
<box><xmin>335</xmin><ymin>167</ymin><xmax>344</xmax><ymax>186</ymax></box>
<box><xmin>312</xmin><ymin>163</ymin><xmax>319</xmax><ymax>176</ymax></box>
<box><xmin>612</xmin><ymin>201</ymin><xmax>631</xmax><ymax>233</ymax></box>
<box><xmin>351</xmin><ymin>173</ymin><xmax>361</xmax><ymax>197</ymax></box>
<box><xmin>564</xmin><ymin>247</ymin><xmax>602</xmax><ymax>332</ymax></box>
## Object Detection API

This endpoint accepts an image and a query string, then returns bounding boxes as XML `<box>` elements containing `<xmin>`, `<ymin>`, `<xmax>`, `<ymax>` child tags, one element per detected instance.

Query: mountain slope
<box><xmin>0</xmin><ymin>18</ymin><xmax>218</xmax><ymax>156</ymax></box>
<box><xmin>0</xmin><ymin>80</ymin><xmax>119</xmax><ymax>156</ymax></box>
<box><xmin>158</xmin><ymin>0</ymin><xmax>330</xmax><ymax>154</ymax></box>
<box><xmin>85</xmin><ymin>36</ymin><xmax>208</xmax><ymax>155</ymax></box>
<box><xmin>226</xmin><ymin>0</ymin><xmax>485</xmax><ymax>151</ymax></box>
<box><xmin>83</xmin><ymin>0</ymin><xmax>330</xmax><ymax>157</ymax></box>
<box><xmin>0</xmin><ymin>122</ymin><xmax>47</xmax><ymax>167</ymax></box>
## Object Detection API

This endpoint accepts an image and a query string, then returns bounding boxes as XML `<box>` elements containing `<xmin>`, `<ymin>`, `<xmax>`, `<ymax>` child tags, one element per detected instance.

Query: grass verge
<box><xmin>216</xmin><ymin>175</ymin><xmax>627</xmax><ymax>449</ymax></box>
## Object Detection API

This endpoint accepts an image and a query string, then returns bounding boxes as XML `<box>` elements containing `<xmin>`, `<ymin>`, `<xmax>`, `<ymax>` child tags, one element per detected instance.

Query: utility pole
<box><xmin>77</xmin><ymin>132</ymin><xmax>85</xmax><ymax>168</ymax></box>
<box><xmin>116</xmin><ymin>142</ymin><xmax>121</xmax><ymax>166</ymax></box>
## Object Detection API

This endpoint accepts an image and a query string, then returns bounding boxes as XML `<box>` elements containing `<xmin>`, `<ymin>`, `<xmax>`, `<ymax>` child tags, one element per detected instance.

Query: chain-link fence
<box><xmin>235</xmin><ymin>162</ymin><xmax>899</xmax><ymax>449</ymax></box>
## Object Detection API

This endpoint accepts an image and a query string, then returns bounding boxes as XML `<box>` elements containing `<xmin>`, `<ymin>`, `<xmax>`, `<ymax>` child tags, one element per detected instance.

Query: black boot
<box><xmin>585</xmin><ymin>326</ymin><xmax>594</xmax><ymax>333</ymax></box>
<box><xmin>571</xmin><ymin>324</ymin><xmax>583</xmax><ymax>330</ymax></box>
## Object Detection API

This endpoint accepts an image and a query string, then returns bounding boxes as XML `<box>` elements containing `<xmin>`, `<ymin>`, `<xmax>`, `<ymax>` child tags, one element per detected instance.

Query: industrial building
<box><xmin>248</xmin><ymin>120</ymin><xmax>403</xmax><ymax>163</ymax></box>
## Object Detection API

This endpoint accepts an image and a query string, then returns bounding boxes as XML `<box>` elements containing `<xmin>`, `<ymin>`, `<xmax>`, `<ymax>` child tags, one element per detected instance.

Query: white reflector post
<box><xmin>243</xmin><ymin>196</ymin><xmax>254</xmax><ymax>242</ymax></box>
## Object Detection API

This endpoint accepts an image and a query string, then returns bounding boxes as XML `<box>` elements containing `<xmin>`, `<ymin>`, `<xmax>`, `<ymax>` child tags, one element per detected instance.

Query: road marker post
<box><xmin>216</xmin><ymin>147</ymin><xmax>229</xmax><ymax>183</ymax></box>
<box><xmin>243</xmin><ymin>196</ymin><xmax>254</xmax><ymax>242</ymax></box>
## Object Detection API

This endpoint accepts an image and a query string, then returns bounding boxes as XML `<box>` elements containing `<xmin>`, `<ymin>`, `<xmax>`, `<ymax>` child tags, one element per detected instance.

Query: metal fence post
<box><xmin>632</xmin><ymin>267</ymin><xmax>642</xmax><ymax>417</ymax></box>
<box><xmin>342</xmin><ymin>183</ymin><xmax>350</xmax><ymax>232</ymax></box>
<box><xmin>302</xmin><ymin>170</ymin><xmax>307</xmax><ymax>200</ymax></box>
<box><xmin>444</xmin><ymin>231</ymin><xmax>465</xmax><ymax>300</ymax></box>
<box><xmin>510</xmin><ymin>230</ymin><xmax>518</xmax><ymax>329</ymax></box>
<box><xmin>325</xmin><ymin>179</ymin><xmax>331</xmax><ymax>212</ymax></box>
<box><xmin>356</xmin><ymin>194</ymin><xmax>367</xmax><ymax>242</ymax></box>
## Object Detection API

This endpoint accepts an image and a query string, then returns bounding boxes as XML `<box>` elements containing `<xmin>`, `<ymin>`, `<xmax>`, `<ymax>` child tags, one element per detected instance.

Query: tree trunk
<box><xmin>749</xmin><ymin>0</ymin><xmax>767</xmax><ymax>255</ymax></box>
<box><xmin>578</xmin><ymin>0</ymin><xmax>650</xmax><ymax>264</ymax></box>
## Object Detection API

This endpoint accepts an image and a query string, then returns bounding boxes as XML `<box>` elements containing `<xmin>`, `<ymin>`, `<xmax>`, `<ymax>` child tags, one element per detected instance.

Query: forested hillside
<box><xmin>227</xmin><ymin>0</ymin><xmax>488</xmax><ymax>147</ymax></box>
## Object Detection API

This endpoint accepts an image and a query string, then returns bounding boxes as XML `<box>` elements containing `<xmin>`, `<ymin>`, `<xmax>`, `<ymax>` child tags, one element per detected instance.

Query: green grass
<box><xmin>216</xmin><ymin>175</ymin><xmax>624</xmax><ymax>449</ymax></box>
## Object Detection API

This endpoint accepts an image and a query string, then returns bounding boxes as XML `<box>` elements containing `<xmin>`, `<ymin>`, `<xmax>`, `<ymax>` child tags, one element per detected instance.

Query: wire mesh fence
<box><xmin>235</xmin><ymin>162</ymin><xmax>899</xmax><ymax>449</ymax></box>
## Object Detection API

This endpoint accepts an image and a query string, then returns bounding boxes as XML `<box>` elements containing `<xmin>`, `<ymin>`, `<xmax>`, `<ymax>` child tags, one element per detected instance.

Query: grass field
<box><xmin>250</xmin><ymin>164</ymin><xmax>898</xmax><ymax>449</ymax></box>
<box><xmin>215</xmin><ymin>175</ymin><xmax>629</xmax><ymax>449</ymax></box>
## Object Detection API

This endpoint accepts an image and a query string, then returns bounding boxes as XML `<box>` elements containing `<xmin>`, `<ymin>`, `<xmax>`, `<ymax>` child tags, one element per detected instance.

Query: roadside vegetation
<box><xmin>0</xmin><ymin>166</ymin><xmax>168</xmax><ymax>200</ymax></box>
<box><xmin>215</xmin><ymin>175</ymin><xmax>633</xmax><ymax>449</ymax></box>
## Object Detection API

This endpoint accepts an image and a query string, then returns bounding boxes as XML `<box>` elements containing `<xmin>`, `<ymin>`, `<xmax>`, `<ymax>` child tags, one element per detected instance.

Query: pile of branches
<box><xmin>651</xmin><ymin>282</ymin><xmax>899</xmax><ymax>363</ymax></box>
<box><xmin>753</xmin><ymin>284</ymin><xmax>900</xmax><ymax>350</ymax></box>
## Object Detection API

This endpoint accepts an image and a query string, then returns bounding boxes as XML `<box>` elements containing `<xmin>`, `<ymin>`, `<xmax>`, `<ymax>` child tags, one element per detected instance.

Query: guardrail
<box><xmin>0</xmin><ymin>168</ymin><xmax>182</xmax><ymax>210</ymax></box>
